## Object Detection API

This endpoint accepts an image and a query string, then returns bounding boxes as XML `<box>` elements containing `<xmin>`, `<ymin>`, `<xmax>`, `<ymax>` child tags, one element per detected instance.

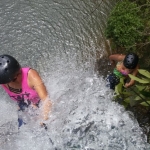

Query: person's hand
<box><xmin>40</xmin><ymin>122</ymin><xmax>48</xmax><ymax>130</ymax></box>
<box><xmin>124</xmin><ymin>82</ymin><xmax>131</xmax><ymax>88</ymax></box>
<box><xmin>32</xmin><ymin>104</ymin><xmax>38</xmax><ymax>109</ymax></box>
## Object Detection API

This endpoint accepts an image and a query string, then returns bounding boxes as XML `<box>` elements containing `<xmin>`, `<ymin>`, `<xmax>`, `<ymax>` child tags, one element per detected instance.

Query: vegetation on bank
<box><xmin>114</xmin><ymin>69</ymin><xmax>150</xmax><ymax>107</ymax></box>
<box><xmin>105</xmin><ymin>0</ymin><xmax>150</xmax><ymax>107</ymax></box>
<box><xmin>105</xmin><ymin>0</ymin><xmax>150</xmax><ymax>141</ymax></box>
<box><xmin>105</xmin><ymin>0</ymin><xmax>144</xmax><ymax>51</ymax></box>
<box><xmin>105</xmin><ymin>0</ymin><xmax>150</xmax><ymax>69</ymax></box>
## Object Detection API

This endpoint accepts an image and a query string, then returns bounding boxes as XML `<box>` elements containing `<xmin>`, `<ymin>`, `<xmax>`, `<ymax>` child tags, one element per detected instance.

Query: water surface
<box><xmin>0</xmin><ymin>0</ymin><xmax>150</xmax><ymax>149</ymax></box>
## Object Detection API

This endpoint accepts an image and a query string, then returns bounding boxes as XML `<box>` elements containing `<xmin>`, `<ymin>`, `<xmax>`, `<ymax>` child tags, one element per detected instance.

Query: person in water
<box><xmin>0</xmin><ymin>54</ymin><xmax>52</xmax><ymax>123</ymax></box>
<box><xmin>108</xmin><ymin>53</ymin><xmax>139</xmax><ymax>90</ymax></box>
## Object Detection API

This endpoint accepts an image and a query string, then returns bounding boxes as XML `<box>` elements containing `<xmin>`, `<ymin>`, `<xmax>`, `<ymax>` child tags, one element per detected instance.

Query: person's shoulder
<box><xmin>109</xmin><ymin>53</ymin><xmax>125</xmax><ymax>61</ymax></box>
<box><xmin>109</xmin><ymin>53</ymin><xmax>125</xmax><ymax>57</ymax></box>
<box><xmin>27</xmin><ymin>69</ymin><xmax>43</xmax><ymax>87</ymax></box>
<box><xmin>28</xmin><ymin>68</ymin><xmax>40</xmax><ymax>76</ymax></box>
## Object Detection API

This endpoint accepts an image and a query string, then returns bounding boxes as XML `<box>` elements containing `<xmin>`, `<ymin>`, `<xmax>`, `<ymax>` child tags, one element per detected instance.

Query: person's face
<box><xmin>120</xmin><ymin>64</ymin><xmax>132</xmax><ymax>75</ymax></box>
<box><xmin>11</xmin><ymin>69</ymin><xmax>22</xmax><ymax>82</ymax></box>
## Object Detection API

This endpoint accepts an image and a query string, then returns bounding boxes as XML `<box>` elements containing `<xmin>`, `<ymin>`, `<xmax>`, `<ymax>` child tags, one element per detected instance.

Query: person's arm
<box><xmin>28</xmin><ymin>69</ymin><xmax>52</xmax><ymax>121</ymax></box>
<box><xmin>109</xmin><ymin>54</ymin><xmax>125</xmax><ymax>67</ymax></box>
<box><xmin>124</xmin><ymin>65</ymin><xmax>139</xmax><ymax>88</ymax></box>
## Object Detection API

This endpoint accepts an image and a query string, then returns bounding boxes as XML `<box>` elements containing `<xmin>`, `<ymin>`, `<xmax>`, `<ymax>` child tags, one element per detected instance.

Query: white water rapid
<box><xmin>0</xmin><ymin>0</ymin><xmax>150</xmax><ymax>149</ymax></box>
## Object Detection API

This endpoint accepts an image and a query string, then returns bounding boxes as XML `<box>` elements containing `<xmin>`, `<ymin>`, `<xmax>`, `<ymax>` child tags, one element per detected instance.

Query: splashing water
<box><xmin>0</xmin><ymin>0</ymin><xmax>150</xmax><ymax>150</ymax></box>
<box><xmin>1</xmin><ymin>62</ymin><xmax>150</xmax><ymax>150</ymax></box>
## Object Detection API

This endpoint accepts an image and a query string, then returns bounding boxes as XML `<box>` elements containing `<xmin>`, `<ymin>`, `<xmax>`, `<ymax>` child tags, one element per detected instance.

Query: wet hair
<box><xmin>123</xmin><ymin>53</ymin><xmax>139</xmax><ymax>69</ymax></box>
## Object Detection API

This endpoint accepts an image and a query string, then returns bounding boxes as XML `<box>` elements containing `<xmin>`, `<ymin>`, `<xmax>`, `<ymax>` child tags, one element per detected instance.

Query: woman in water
<box><xmin>108</xmin><ymin>53</ymin><xmax>139</xmax><ymax>90</ymax></box>
<box><xmin>0</xmin><ymin>54</ymin><xmax>52</xmax><ymax>125</ymax></box>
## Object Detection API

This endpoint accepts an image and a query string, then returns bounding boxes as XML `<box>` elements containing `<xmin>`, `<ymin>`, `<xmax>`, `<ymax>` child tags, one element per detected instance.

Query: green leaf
<box><xmin>141</xmin><ymin>77</ymin><xmax>150</xmax><ymax>82</ymax></box>
<box><xmin>128</xmin><ymin>74</ymin><xmax>150</xmax><ymax>83</ymax></box>
<box><xmin>124</xmin><ymin>98</ymin><xmax>130</xmax><ymax>103</ymax></box>
<box><xmin>117</xmin><ymin>82</ymin><xmax>123</xmax><ymax>94</ymax></box>
<box><xmin>120</xmin><ymin>77</ymin><xmax>125</xmax><ymax>84</ymax></box>
<box><xmin>140</xmin><ymin>101</ymin><xmax>150</xmax><ymax>106</ymax></box>
<box><xmin>136</xmin><ymin>85</ymin><xmax>146</xmax><ymax>91</ymax></box>
<box><xmin>138</xmin><ymin>69</ymin><xmax>150</xmax><ymax>78</ymax></box>
<box><xmin>122</xmin><ymin>91</ymin><xmax>131</xmax><ymax>96</ymax></box>
<box><xmin>135</xmin><ymin>92</ymin><xmax>146</xmax><ymax>99</ymax></box>
<box><xmin>134</xmin><ymin>96</ymin><xmax>142</xmax><ymax>101</ymax></box>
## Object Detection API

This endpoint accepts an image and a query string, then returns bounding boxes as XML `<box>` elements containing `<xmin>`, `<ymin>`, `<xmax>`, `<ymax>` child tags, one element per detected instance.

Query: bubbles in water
<box><xmin>0</xmin><ymin>0</ymin><xmax>150</xmax><ymax>149</ymax></box>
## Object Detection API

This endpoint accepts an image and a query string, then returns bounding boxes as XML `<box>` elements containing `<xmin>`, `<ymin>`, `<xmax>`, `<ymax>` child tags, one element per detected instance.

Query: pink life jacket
<box><xmin>1</xmin><ymin>67</ymin><xmax>40</xmax><ymax>104</ymax></box>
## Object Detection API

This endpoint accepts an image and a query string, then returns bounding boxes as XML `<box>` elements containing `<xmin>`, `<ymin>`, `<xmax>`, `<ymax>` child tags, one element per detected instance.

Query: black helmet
<box><xmin>0</xmin><ymin>54</ymin><xmax>21</xmax><ymax>84</ymax></box>
<box><xmin>123</xmin><ymin>53</ymin><xmax>139</xmax><ymax>69</ymax></box>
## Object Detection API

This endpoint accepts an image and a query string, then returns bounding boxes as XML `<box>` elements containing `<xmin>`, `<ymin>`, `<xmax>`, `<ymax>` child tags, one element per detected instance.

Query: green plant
<box><xmin>114</xmin><ymin>77</ymin><xmax>133</xmax><ymax>107</ymax></box>
<box><xmin>114</xmin><ymin>69</ymin><xmax>150</xmax><ymax>108</ymax></box>
<box><xmin>129</xmin><ymin>69</ymin><xmax>150</xmax><ymax>106</ymax></box>
<box><xmin>105</xmin><ymin>0</ymin><xmax>144</xmax><ymax>51</ymax></box>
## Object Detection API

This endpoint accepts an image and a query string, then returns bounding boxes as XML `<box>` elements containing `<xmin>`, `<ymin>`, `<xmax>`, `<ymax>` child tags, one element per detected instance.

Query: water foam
<box><xmin>1</xmin><ymin>67</ymin><xmax>149</xmax><ymax>150</ymax></box>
